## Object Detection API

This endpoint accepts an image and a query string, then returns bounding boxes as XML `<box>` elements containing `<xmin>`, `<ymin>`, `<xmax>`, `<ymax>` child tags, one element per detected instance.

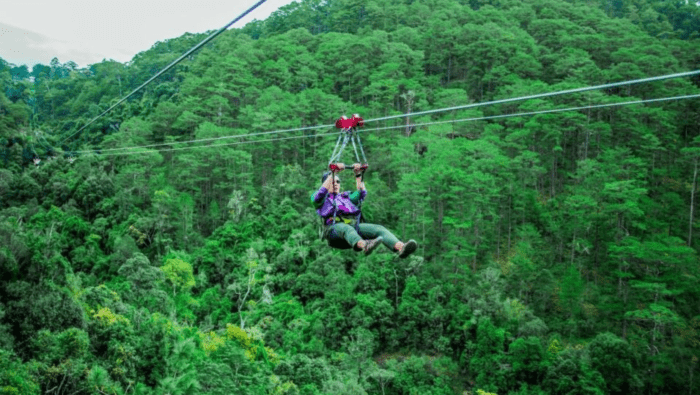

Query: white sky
<box><xmin>0</xmin><ymin>0</ymin><xmax>299</xmax><ymax>69</ymax></box>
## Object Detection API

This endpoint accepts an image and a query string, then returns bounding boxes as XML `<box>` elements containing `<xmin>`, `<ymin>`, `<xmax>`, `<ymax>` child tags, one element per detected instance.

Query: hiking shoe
<box><xmin>398</xmin><ymin>240</ymin><xmax>417</xmax><ymax>259</ymax></box>
<box><xmin>363</xmin><ymin>237</ymin><xmax>383</xmax><ymax>256</ymax></box>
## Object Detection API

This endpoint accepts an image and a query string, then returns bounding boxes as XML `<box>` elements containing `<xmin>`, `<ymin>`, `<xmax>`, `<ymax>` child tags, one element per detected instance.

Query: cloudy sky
<box><xmin>0</xmin><ymin>0</ymin><xmax>298</xmax><ymax>69</ymax></box>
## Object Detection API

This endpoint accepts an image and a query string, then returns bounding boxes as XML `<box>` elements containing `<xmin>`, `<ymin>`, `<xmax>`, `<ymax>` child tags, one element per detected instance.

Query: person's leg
<box><xmin>327</xmin><ymin>223</ymin><xmax>363</xmax><ymax>250</ymax></box>
<box><xmin>357</xmin><ymin>223</ymin><xmax>417</xmax><ymax>258</ymax></box>
<box><xmin>357</xmin><ymin>223</ymin><xmax>401</xmax><ymax>250</ymax></box>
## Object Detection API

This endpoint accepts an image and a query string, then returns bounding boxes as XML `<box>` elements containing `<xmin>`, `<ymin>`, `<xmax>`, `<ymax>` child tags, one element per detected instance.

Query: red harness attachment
<box><xmin>352</xmin><ymin>114</ymin><xmax>364</xmax><ymax>127</ymax></box>
<box><xmin>335</xmin><ymin>114</ymin><xmax>364</xmax><ymax>129</ymax></box>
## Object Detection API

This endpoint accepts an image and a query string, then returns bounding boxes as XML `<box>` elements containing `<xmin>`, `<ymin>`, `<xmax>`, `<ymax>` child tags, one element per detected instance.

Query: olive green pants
<box><xmin>325</xmin><ymin>222</ymin><xmax>400</xmax><ymax>251</ymax></box>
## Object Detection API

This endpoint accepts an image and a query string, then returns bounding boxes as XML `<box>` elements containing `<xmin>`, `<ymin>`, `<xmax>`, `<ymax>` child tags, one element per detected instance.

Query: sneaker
<box><xmin>398</xmin><ymin>240</ymin><xmax>417</xmax><ymax>259</ymax></box>
<box><xmin>363</xmin><ymin>237</ymin><xmax>383</xmax><ymax>256</ymax></box>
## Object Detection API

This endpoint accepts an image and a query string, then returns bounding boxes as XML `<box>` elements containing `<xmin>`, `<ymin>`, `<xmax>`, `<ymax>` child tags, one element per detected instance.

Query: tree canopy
<box><xmin>0</xmin><ymin>0</ymin><xmax>699</xmax><ymax>393</ymax></box>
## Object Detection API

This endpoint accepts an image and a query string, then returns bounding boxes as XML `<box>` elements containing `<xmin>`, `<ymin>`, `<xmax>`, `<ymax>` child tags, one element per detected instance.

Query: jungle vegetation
<box><xmin>1</xmin><ymin>0</ymin><xmax>700</xmax><ymax>393</ymax></box>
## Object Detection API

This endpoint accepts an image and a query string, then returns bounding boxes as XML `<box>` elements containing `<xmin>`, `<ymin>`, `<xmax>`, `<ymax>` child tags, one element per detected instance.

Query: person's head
<box><xmin>321</xmin><ymin>172</ymin><xmax>341</xmax><ymax>193</ymax></box>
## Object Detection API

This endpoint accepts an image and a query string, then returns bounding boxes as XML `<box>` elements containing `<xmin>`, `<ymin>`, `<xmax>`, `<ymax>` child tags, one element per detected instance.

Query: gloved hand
<box><xmin>353</xmin><ymin>163</ymin><xmax>362</xmax><ymax>175</ymax></box>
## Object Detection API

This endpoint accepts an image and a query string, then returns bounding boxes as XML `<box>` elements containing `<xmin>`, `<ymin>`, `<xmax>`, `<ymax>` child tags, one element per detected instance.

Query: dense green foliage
<box><xmin>1</xmin><ymin>0</ymin><xmax>699</xmax><ymax>393</ymax></box>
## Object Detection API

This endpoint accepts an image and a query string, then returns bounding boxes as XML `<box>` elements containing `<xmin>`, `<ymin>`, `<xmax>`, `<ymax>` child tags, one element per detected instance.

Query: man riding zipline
<box><xmin>310</xmin><ymin>114</ymin><xmax>417</xmax><ymax>258</ymax></box>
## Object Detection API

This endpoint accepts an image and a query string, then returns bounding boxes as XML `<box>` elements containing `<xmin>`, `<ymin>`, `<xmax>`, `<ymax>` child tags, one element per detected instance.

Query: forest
<box><xmin>1</xmin><ymin>0</ymin><xmax>700</xmax><ymax>393</ymax></box>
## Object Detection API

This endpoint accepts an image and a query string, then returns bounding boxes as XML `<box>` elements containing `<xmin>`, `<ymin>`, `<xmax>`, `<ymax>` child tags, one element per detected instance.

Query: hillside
<box><xmin>1</xmin><ymin>0</ymin><xmax>700</xmax><ymax>394</ymax></box>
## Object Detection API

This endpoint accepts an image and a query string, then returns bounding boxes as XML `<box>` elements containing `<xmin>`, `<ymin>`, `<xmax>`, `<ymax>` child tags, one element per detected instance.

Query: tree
<box><xmin>469</xmin><ymin>317</ymin><xmax>513</xmax><ymax>391</ymax></box>
<box><xmin>0</xmin><ymin>348</ymin><xmax>40</xmax><ymax>394</ymax></box>
<box><xmin>543</xmin><ymin>345</ymin><xmax>606</xmax><ymax>395</ymax></box>
<box><xmin>509</xmin><ymin>336</ymin><xmax>549</xmax><ymax>388</ymax></box>
<box><xmin>160</xmin><ymin>258</ymin><xmax>195</xmax><ymax>297</ymax></box>
<box><xmin>588</xmin><ymin>332</ymin><xmax>643</xmax><ymax>395</ymax></box>
<box><xmin>226</xmin><ymin>247</ymin><xmax>271</xmax><ymax>329</ymax></box>
<box><xmin>342</xmin><ymin>327</ymin><xmax>375</xmax><ymax>385</ymax></box>
<box><xmin>4</xmin><ymin>281</ymin><xmax>86</xmax><ymax>357</ymax></box>
<box><xmin>30</xmin><ymin>328</ymin><xmax>92</xmax><ymax>394</ymax></box>
<box><xmin>156</xmin><ymin>337</ymin><xmax>202</xmax><ymax>395</ymax></box>
<box><xmin>274</xmin><ymin>353</ymin><xmax>332</xmax><ymax>392</ymax></box>
<box><xmin>118</xmin><ymin>253</ymin><xmax>169</xmax><ymax>311</ymax></box>
<box><xmin>396</xmin><ymin>276</ymin><xmax>429</xmax><ymax>350</ymax></box>
<box><xmin>369</xmin><ymin>367</ymin><xmax>395</xmax><ymax>395</ymax></box>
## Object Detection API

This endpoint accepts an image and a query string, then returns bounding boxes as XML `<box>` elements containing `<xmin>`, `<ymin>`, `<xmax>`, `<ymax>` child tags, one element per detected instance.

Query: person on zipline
<box><xmin>310</xmin><ymin>162</ymin><xmax>418</xmax><ymax>257</ymax></box>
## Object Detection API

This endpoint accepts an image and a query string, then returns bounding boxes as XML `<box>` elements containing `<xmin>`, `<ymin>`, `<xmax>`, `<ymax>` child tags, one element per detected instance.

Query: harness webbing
<box><xmin>328</xmin><ymin>133</ymin><xmax>345</xmax><ymax>167</ymax></box>
<box><xmin>356</xmin><ymin>131</ymin><xmax>368</xmax><ymax>164</ymax></box>
<box><xmin>328</xmin><ymin>127</ymin><xmax>365</xmax><ymax>166</ymax></box>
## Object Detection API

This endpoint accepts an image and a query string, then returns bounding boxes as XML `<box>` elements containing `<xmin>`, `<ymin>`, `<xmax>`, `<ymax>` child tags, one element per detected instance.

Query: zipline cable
<box><xmin>74</xmin><ymin>122</ymin><xmax>335</xmax><ymax>153</ymax></box>
<box><xmin>58</xmin><ymin>0</ymin><xmax>269</xmax><ymax>146</ymax></box>
<box><xmin>97</xmin><ymin>132</ymin><xmax>336</xmax><ymax>157</ymax></box>
<box><xmin>362</xmin><ymin>70</ymin><xmax>700</xmax><ymax>124</ymax></box>
<box><xmin>76</xmin><ymin>71</ymin><xmax>700</xmax><ymax>154</ymax></box>
<box><xmin>359</xmin><ymin>93</ymin><xmax>700</xmax><ymax>134</ymax></box>
<box><xmin>92</xmin><ymin>93</ymin><xmax>700</xmax><ymax>157</ymax></box>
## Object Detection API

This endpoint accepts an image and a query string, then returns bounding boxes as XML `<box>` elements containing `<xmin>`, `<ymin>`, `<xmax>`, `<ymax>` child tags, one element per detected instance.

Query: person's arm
<box><xmin>355</xmin><ymin>173</ymin><xmax>365</xmax><ymax>191</ymax></box>
<box><xmin>311</xmin><ymin>165</ymin><xmax>344</xmax><ymax>208</ymax></box>
<box><xmin>352</xmin><ymin>163</ymin><xmax>365</xmax><ymax>191</ymax></box>
<box><xmin>311</xmin><ymin>176</ymin><xmax>335</xmax><ymax>209</ymax></box>
<box><xmin>349</xmin><ymin>164</ymin><xmax>367</xmax><ymax>204</ymax></box>
<box><xmin>354</xmin><ymin>163</ymin><xmax>365</xmax><ymax>193</ymax></box>
<box><xmin>310</xmin><ymin>186</ymin><xmax>328</xmax><ymax>209</ymax></box>
<box><xmin>323</xmin><ymin>175</ymin><xmax>335</xmax><ymax>191</ymax></box>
